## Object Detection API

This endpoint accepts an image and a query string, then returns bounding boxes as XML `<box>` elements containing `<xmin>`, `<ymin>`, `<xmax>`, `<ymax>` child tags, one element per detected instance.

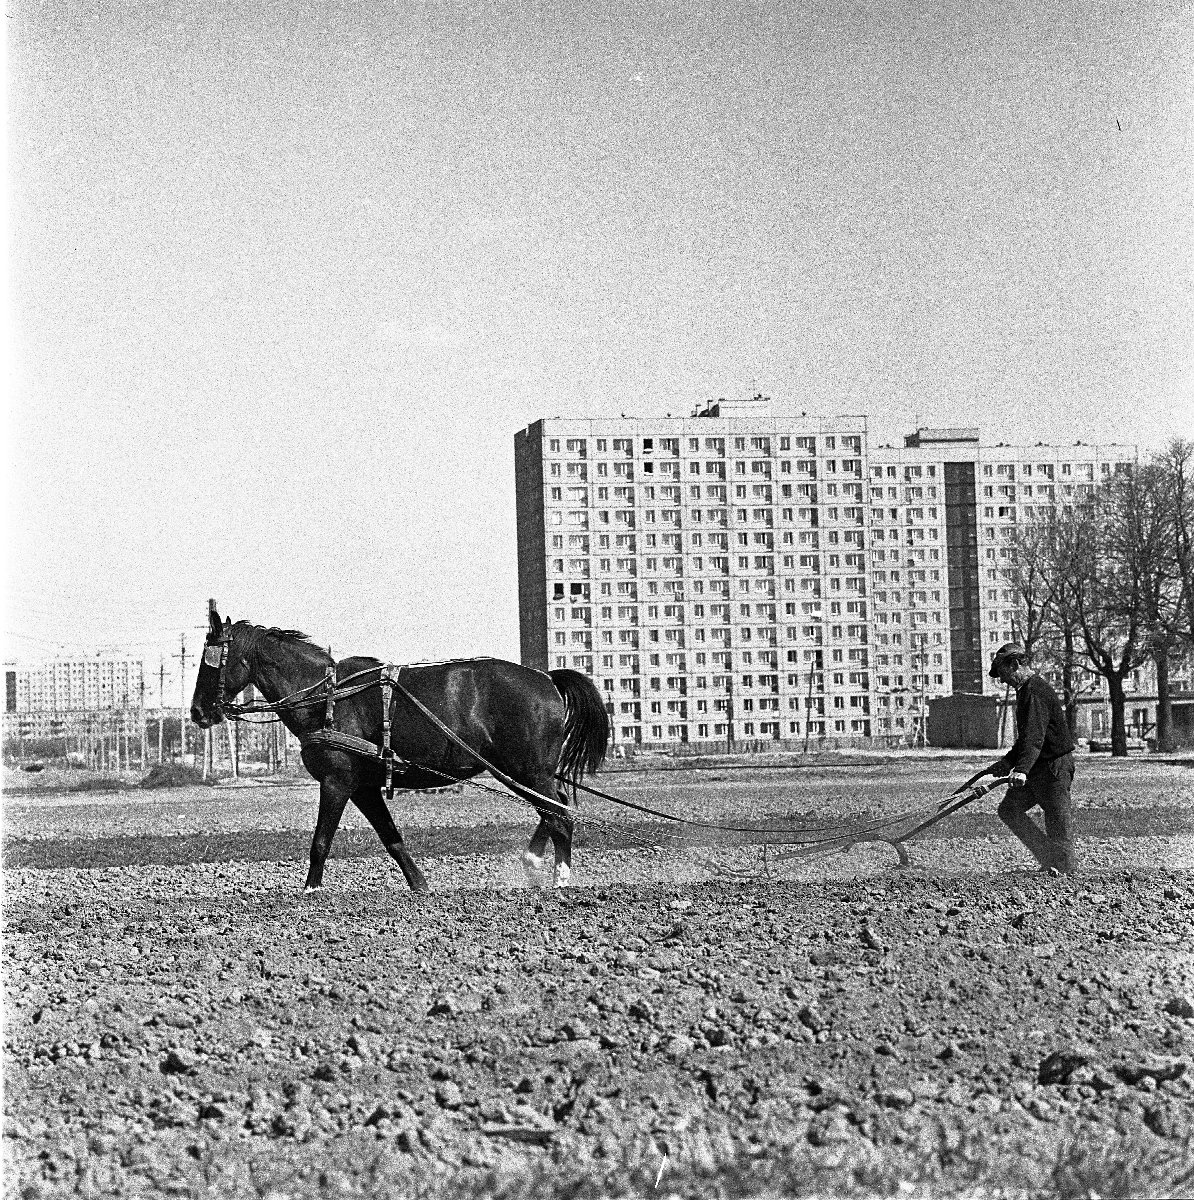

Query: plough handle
<box><xmin>951</xmin><ymin>764</ymin><xmax>998</xmax><ymax>796</ymax></box>
<box><xmin>923</xmin><ymin>774</ymin><xmax>1009</xmax><ymax>827</ymax></box>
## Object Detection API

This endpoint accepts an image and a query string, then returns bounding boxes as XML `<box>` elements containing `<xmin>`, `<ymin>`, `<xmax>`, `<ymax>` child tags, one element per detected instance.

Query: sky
<box><xmin>5</xmin><ymin>0</ymin><xmax>1192</xmax><ymax>703</ymax></box>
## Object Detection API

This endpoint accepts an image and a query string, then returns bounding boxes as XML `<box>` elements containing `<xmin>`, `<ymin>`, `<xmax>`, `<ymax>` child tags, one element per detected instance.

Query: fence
<box><xmin>2</xmin><ymin>709</ymin><xmax>301</xmax><ymax>776</ymax></box>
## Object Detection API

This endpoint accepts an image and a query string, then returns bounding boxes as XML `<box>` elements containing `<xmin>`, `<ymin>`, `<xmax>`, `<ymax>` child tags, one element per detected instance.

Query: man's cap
<box><xmin>989</xmin><ymin>642</ymin><xmax>1028</xmax><ymax>678</ymax></box>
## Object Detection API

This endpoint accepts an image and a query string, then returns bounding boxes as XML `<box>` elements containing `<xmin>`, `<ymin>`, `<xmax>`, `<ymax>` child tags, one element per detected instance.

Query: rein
<box><xmin>221</xmin><ymin>666</ymin><xmax>382</xmax><ymax>719</ymax></box>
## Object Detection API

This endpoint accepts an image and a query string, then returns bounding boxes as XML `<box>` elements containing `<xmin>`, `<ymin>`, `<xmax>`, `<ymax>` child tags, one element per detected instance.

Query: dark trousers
<box><xmin>997</xmin><ymin>753</ymin><xmax>1076</xmax><ymax>873</ymax></box>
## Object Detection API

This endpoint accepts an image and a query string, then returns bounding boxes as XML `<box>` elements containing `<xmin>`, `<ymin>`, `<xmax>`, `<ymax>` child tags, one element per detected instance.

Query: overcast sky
<box><xmin>6</xmin><ymin>0</ymin><xmax>1192</xmax><ymax>697</ymax></box>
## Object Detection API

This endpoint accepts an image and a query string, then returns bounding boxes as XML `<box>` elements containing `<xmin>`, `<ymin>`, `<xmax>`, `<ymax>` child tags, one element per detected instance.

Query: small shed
<box><xmin>929</xmin><ymin>693</ymin><xmax>1000</xmax><ymax>749</ymax></box>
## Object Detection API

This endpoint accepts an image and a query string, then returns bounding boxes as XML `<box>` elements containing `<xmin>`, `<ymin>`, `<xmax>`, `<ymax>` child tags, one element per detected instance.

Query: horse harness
<box><xmin>303</xmin><ymin>665</ymin><xmax>580</xmax><ymax>811</ymax></box>
<box><xmin>206</xmin><ymin>629</ymin><xmax>414</xmax><ymax>800</ymax></box>
<box><xmin>296</xmin><ymin>662</ymin><xmax>411</xmax><ymax>801</ymax></box>
<box><xmin>212</xmin><ymin>634</ymin><xmax>556</xmax><ymax>808</ymax></box>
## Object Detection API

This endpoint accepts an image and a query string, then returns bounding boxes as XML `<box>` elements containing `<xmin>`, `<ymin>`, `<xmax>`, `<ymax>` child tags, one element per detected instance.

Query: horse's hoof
<box><xmin>303</xmin><ymin>885</ymin><xmax>323</xmax><ymax>895</ymax></box>
<box><xmin>522</xmin><ymin>851</ymin><xmax>546</xmax><ymax>874</ymax></box>
<box><xmin>554</xmin><ymin>863</ymin><xmax>571</xmax><ymax>888</ymax></box>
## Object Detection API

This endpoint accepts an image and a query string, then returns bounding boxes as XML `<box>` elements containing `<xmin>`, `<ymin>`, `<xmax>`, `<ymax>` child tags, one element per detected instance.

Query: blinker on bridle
<box><xmin>202</xmin><ymin>622</ymin><xmax>231</xmax><ymax>717</ymax></box>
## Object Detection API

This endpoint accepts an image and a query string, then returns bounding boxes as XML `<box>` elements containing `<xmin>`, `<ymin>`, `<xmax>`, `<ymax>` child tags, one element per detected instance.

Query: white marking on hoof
<box><xmin>303</xmin><ymin>885</ymin><xmax>323</xmax><ymax>895</ymax></box>
<box><xmin>554</xmin><ymin>863</ymin><xmax>571</xmax><ymax>888</ymax></box>
<box><xmin>522</xmin><ymin>851</ymin><xmax>546</xmax><ymax>873</ymax></box>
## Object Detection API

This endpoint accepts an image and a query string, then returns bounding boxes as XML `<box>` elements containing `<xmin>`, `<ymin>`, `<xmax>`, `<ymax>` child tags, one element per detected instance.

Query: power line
<box><xmin>4</xmin><ymin>631</ymin><xmax>75</xmax><ymax>646</ymax></box>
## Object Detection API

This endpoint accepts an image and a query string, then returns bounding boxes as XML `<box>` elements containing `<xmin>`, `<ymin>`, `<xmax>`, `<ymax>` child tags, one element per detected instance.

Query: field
<box><xmin>5</xmin><ymin>753</ymin><xmax>1194</xmax><ymax>1199</ymax></box>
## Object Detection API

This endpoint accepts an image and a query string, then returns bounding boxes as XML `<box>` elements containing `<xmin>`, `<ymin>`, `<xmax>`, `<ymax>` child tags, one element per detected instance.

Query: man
<box><xmin>985</xmin><ymin>643</ymin><xmax>1077</xmax><ymax>875</ymax></box>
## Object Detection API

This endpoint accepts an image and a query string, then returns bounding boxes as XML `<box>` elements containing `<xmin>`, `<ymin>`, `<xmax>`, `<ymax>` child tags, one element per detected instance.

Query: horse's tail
<box><xmin>550</xmin><ymin>669</ymin><xmax>609</xmax><ymax>784</ymax></box>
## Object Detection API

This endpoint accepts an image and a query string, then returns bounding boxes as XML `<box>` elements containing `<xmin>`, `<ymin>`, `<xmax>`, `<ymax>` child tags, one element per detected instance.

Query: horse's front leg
<box><xmin>304</xmin><ymin>777</ymin><xmax>351</xmax><ymax>893</ymax></box>
<box><xmin>353</xmin><ymin>786</ymin><xmax>428</xmax><ymax>895</ymax></box>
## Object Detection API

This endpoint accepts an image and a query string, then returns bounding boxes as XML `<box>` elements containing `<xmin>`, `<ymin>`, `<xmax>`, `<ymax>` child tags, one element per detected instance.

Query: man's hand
<box><xmin>1009</xmin><ymin>770</ymin><xmax>1027</xmax><ymax>789</ymax></box>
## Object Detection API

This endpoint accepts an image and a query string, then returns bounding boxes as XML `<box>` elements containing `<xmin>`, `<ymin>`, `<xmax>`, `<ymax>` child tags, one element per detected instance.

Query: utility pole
<box><xmin>139</xmin><ymin>674</ymin><xmax>148</xmax><ymax>770</ymax></box>
<box><xmin>178</xmin><ymin>635</ymin><xmax>188</xmax><ymax>763</ymax></box>
<box><xmin>228</xmin><ymin>718</ymin><xmax>239</xmax><ymax>779</ymax></box>
<box><xmin>158</xmin><ymin>658</ymin><xmax>165</xmax><ymax>763</ymax></box>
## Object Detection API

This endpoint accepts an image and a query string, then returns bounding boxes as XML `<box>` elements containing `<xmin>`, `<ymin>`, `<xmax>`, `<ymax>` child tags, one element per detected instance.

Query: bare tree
<box><xmin>1158</xmin><ymin>439</ymin><xmax>1194</xmax><ymax>649</ymax></box>
<box><xmin>1061</xmin><ymin>473</ymin><xmax>1157</xmax><ymax>756</ymax></box>
<box><xmin>1004</xmin><ymin>513</ymin><xmax>1094</xmax><ymax>737</ymax></box>
<box><xmin>1145</xmin><ymin>442</ymin><xmax>1194</xmax><ymax>750</ymax></box>
<box><xmin>1005</xmin><ymin>517</ymin><xmax>1060</xmax><ymax>658</ymax></box>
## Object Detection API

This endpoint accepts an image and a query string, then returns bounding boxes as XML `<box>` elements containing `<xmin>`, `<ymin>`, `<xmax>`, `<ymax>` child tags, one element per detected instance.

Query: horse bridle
<box><xmin>202</xmin><ymin>623</ymin><xmax>272</xmax><ymax>717</ymax></box>
<box><xmin>201</xmin><ymin>624</ymin><xmax>232</xmax><ymax>719</ymax></box>
<box><xmin>203</xmin><ymin>623</ymin><xmax>328</xmax><ymax>721</ymax></box>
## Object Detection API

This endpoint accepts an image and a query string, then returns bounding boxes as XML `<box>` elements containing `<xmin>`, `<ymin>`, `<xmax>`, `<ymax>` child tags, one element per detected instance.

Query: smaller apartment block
<box><xmin>4</xmin><ymin>656</ymin><xmax>148</xmax><ymax>742</ymax></box>
<box><xmin>6</xmin><ymin>656</ymin><xmax>145</xmax><ymax>714</ymax></box>
<box><xmin>515</xmin><ymin>400</ymin><xmax>1137</xmax><ymax>748</ymax></box>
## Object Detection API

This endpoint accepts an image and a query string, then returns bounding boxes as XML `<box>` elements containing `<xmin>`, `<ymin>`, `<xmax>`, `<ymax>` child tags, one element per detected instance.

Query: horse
<box><xmin>189</xmin><ymin>606</ymin><xmax>609</xmax><ymax>893</ymax></box>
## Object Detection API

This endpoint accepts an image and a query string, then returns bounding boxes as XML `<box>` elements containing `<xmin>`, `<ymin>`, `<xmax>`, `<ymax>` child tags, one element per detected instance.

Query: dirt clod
<box><xmin>1164</xmin><ymin>994</ymin><xmax>1194</xmax><ymax>1019</ymax></box>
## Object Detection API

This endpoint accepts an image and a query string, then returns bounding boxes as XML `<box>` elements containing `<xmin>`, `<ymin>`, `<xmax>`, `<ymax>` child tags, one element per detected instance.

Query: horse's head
<box><xmin>190</xmin><ymin>604</ymin><xmax>254</xmax><ymax>728</ymax></box>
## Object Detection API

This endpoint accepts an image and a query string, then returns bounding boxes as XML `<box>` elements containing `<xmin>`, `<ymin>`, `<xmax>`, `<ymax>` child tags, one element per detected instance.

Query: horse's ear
<box><xmin>223</xmin><ymin>617</ymin><xmax>232</xmax><ymax>636</ymax></box>
<box><xmin>208</xmin><ymin>603</ymin><xmax>222</xmax><ymax>635</ymax></box>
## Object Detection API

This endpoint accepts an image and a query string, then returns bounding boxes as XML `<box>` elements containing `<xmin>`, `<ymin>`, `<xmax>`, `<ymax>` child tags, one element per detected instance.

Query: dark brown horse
<box><xmin>189</xmin><ymin>607</ymin><xmax>608</xmax><ymax>893</ymax></box>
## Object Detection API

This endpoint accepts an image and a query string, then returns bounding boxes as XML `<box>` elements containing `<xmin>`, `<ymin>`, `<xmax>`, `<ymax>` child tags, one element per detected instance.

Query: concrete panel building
<box><xmin>514</xmin><ymin>399</ymin><xmax>1143</xmax><ymax>749</ymax></box>
<box><xmin>865</xmin><ymin>428</ymin><xmax>1138</xmax><ymax>741</ymax></box>
<box><xmin>5</xmin><ymin>656</ymin><xmax>145</xmax><ymax>714</ymax></box>
<box><xmin>3</xmin><ymin>655</ymin><xmax>148</xmax><ymax>747</ymax></box>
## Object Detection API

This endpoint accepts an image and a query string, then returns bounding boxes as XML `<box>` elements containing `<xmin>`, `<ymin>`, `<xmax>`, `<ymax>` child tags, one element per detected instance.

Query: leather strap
<box><xmin>302</xmin><ymin>728</ymin><xmax>390</xmax><ymax>759</ymax></box>
<box><xmin>379</xmin><ymin>665</ymin><xmax>400</xmax><ymax>801</ymax></box>
<box><xmin>301</xmin><ymin>662</ymin><xmax>410</xmax><ymax>791</ymax></box>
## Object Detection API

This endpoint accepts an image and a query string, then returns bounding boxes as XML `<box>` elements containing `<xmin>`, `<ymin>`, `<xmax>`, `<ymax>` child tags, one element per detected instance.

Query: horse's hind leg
<box><xmin>352</xmin><ymin>787</ymin><xmax>429</xmax><ymax>894</ymax></box>
<box><xmin>511</xmin><ymin>782</ymin><xmax>573</xmax><ymax>888</ymax></box>
<box><xmin>522</xmin><ymin>818</ymin><xmax>552</xmax><ymax>881</ymax></box>
<box><xmin>546</xmin><ymin>785</ymin><xmax>574</xmax><ymax>887</ymax></box>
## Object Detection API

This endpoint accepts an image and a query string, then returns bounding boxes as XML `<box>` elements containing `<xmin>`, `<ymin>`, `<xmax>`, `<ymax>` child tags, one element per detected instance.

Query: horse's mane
<box><xmin>257</xmin><ymin>626</ymin><xmax>315</xmax><ymax>644</ymax></box>
<box><xmin>234</xmin><ymin>622</ymin><xmax>331</xmax><ymax>660</ymax></box>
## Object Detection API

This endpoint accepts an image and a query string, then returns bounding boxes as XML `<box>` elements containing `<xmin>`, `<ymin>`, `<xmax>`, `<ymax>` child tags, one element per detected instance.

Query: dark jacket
<box><xmin>999</xmin><ymin>674</ymin><xmax>1076</xmax><ymax>776</ymax></box>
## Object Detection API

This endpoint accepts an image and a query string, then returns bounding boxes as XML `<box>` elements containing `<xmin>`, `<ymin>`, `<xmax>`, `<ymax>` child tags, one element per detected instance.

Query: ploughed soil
<box><xmin>4</xmin><ymin>755</ymin><xmax>1194</xmax><ymax>1199</ymax></box>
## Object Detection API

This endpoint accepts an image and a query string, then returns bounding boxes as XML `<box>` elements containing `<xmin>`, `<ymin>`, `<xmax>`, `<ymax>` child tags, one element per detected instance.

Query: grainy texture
<box><xmin>5</xmin><ymin>755</ymin><xmax>1194</xmax><ymax>1199</ymax></box>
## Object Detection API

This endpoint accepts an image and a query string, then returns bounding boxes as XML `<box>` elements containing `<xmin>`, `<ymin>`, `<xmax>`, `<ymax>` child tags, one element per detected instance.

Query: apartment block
<box><xmin>5</xmin><ymin>656</ymin><xmax>145</xmax><ymax>714</ymax></box>
<box><xmin>971</xmin><ymin>438</ymin><xmax>1136</xmax><ymax>692</ymax></box>
<box><xmin>866</xmin><ymin>430</ymin><xmax>1137</xmax><ymax>742</ymax></box>
<box><xmin>515</xmin><ymin>398</ymin><xmax>874</xmax><ymax>747</ymax></box>
<box><xmin>515</xmin><ymin>400</ymin><xmax>1141</xmax><ymax>749</ymax></box>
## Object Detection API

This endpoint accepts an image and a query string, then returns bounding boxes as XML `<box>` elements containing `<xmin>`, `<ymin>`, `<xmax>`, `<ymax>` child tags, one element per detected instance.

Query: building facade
<box><xmin>515</xmin><ymin>399</ymin><xmax>1146</xmax><ymax>749</ymax></box>
<box><xmin>4</xmin><ymin>656</ymin><xmax>146</xmax><ymax>740</ymax></box>
<box><xmin>866</xmin><ymin>428</ymin><xmax>1139</xmax><ymax>740</ymax></box>
<box><xmin>6</xmin><ymin>656</ymin><xmax>145</xmax><ymax>714</ymax></box>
